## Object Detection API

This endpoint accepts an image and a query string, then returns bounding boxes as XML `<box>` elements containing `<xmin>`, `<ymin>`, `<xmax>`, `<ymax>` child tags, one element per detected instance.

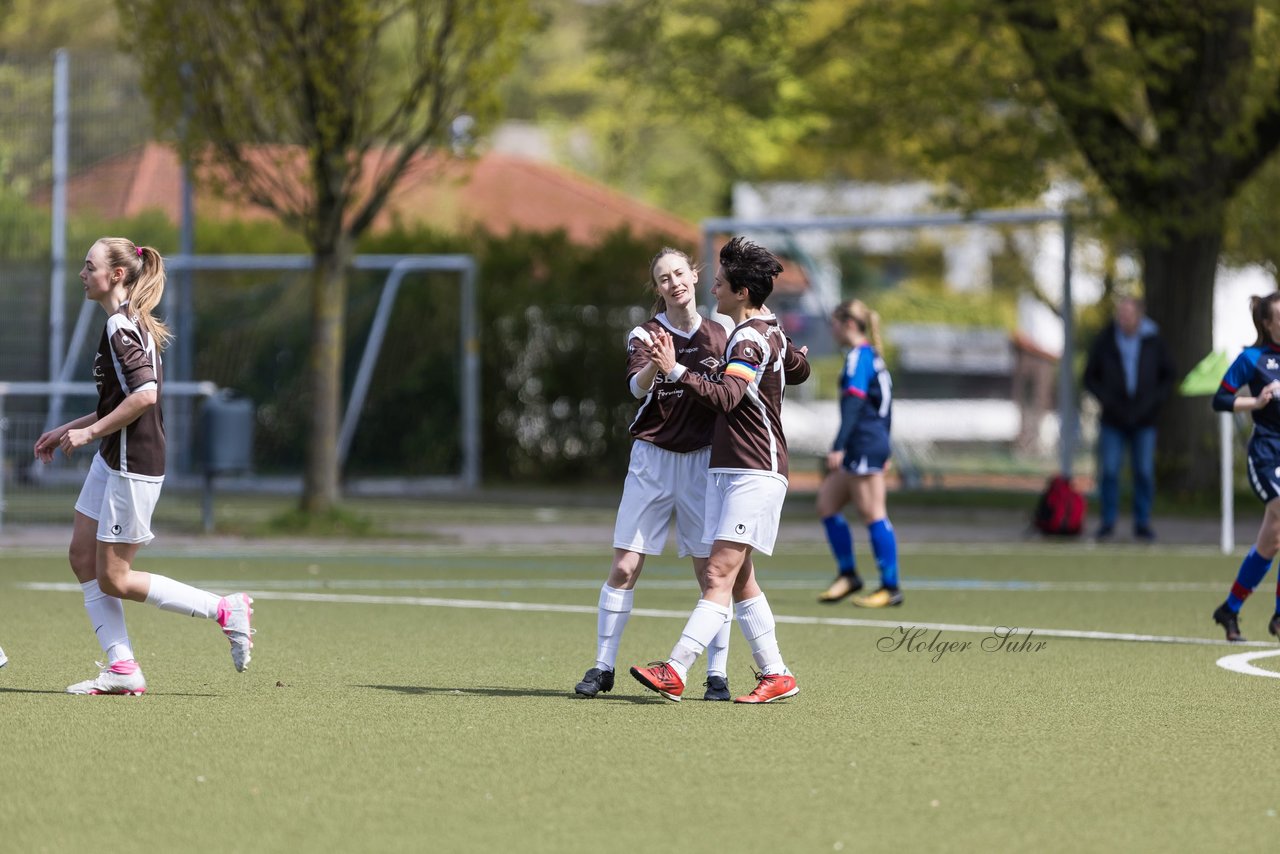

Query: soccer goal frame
<box><xmin>701</xmin><ymin>209</ymin><xmax>1078</xmax><ymax>469</ymax></box>
<box><xmin>703</xmin><ymin>211</ymin><xmax>1244</xmax><ymax>555</ymax></box>
<box><xmin>47</xmin><ymin>254</ymin><xmax>481</xmax><ymax>491</ymax></box>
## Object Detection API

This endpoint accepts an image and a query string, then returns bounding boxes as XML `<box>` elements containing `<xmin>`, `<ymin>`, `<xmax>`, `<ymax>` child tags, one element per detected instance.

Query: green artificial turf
<box><xmin>3</xmin><ymin>540</ymin><xmax>1279</xmax><ymax>853</ymax></box>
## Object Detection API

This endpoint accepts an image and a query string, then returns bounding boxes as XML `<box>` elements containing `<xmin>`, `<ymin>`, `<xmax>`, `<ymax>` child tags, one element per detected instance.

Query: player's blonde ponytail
<box><xmin>834</xmin><ymin>298</ymin><xmax>883</xmax><ymax>353</ymax></box>
<box><xmin>97</xmin><ymin>237</ymin><xmax>172</xmax><ymax>351</ymax></box>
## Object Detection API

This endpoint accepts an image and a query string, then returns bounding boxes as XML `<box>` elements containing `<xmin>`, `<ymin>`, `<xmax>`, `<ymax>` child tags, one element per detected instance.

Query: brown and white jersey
<box><xmin>626</xmin><ymin>313</ymin><xmax>727</xmax><ymax>453</ymax></box>
<box><xmin>675</xmin><ymin>313</ymin><xmax>810</xmax><ymax>482</ymax></box>
<box><xmin>92</xmin><ymin>304</ymin><xmax>165</xmax><ymax>478</ymax></box>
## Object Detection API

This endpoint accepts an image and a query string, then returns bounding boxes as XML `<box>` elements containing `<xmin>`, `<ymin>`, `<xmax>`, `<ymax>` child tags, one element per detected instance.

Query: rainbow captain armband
<box><xmin>724</xmin><ymin>360</ymin><xmax>759</xmax><ymax>382</ymax></box>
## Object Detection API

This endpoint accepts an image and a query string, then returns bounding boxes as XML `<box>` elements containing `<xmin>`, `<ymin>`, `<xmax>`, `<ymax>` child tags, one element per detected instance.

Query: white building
<box><xmin>738</xmin><ymin>180</ymin><xmax>1277</xmax><ymax>458</ymax></box>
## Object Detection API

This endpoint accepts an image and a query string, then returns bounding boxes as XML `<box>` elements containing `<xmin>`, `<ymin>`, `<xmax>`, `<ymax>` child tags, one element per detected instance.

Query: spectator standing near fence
<box><xmin>33</xmin><ymin>237</ymin><xmax>255</xmax><ymax>695</ymax></box>
<box><xmin>571</xmin><ymin>247</ymin><xmax>735</xmax><ymax>701</ymax></box>
<box><xmin>630</xmin><ymin>236</ymin><xmax>811</xmax><ymax>704</ymax></box>
<box><xmin>1211</xmin><ymin>293</ymin><xmax>1280</xmax><ymax>643</ymax></box>
<box><xmin>816</xmin><ymin>299</ymin><xmax>901</xmax><ymax>607</ymax></box>
<box><xmin>1082</xmin><ymin>295</ymin><xmax>1175</xmax><ymax>541</ymax></box>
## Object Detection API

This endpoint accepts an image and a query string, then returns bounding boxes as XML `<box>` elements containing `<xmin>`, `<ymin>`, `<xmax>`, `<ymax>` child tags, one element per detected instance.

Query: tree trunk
<box><xmin>1141</xmin><ymin>228</ymin><xmax>1221</xmax><ymax>498</ymax></box>
<box><xmin>301</xmin><ymin>241</ymin><xmax>351</xmax><ymax>514</ymax></box>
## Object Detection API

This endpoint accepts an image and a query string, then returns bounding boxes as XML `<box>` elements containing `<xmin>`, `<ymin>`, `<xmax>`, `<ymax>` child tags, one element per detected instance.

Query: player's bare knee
<box><xmin>702</xmin><ymin>562</ymin><xmax>738</xmax><ymax>594</ymax></box>
<box><xmin>611</xmin><ymin>563</ymin><xmax>641</xmax><ymax>587</ymax></box>
<box><xmin>733</xmin><ymin>575</ymin><xmax>762</xmax><ymax>602</ymax></box>
<box><xmin>96</xmin><ymin>571</ymin><xmax>129</xmax><ymax>599</ymax></box>
<box><xmin>68</xmin><ymin>543</ymin><xmax>95</xmax><ymax>577</ymax></box>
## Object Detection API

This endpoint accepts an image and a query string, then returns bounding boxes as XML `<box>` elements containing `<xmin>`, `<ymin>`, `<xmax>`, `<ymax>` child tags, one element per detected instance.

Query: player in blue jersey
<box><xmin>816</xmin><ymin>299</ymin><xmax>902</xmax><ymax>608</ymax></box>
<box><xmin>1211</xmin><ymin>293</ymin><xmax>1280</xmax><ymax>642</ymax></box>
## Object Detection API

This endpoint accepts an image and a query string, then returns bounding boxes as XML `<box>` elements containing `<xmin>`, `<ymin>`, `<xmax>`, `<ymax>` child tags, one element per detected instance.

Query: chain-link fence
<box><xmin>0</xmin><ymin>50</ymin><xmax>182</xmax><ymax>526</ymax></box>
<box><xmin>1</xmin><ymin>50</ymin><xmax>157</xmax><ymax>381</ymax></box>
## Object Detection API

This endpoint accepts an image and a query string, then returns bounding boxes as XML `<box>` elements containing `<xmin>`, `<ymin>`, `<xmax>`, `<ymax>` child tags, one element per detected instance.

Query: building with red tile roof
<box><xmin>36</xmin><ymin>142</ymin><xmax>700</xmax><ymax>248</ymax></box>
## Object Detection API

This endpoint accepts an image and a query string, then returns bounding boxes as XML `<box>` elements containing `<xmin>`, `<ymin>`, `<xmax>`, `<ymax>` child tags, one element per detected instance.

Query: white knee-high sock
<box><xmin>668</xmin><ymin>599</ymin><xmax>732</xmax><ymax>682</ymax></box>
<box><xmin>735</xmin><ymin>594</ymin><xmax>786</xmax><ymax>675</ymax></box>
<box><xmin>145</xmin><ymin>575</ymin><xmax>220</xmax><ymax>619</ymax></box>
<box><xmin>704</xmin><ymin>611</ymin><xmax>732</xmax><ymax>678</ymax></box>
<box><xmin>595</xmin><ymin>584</ymin><xmax>634</xmax><ymax>672</ymax></box>
<box><xmin>81</xmin><ymin>579</ymin><xmax>134</xmax><ymax>664</ymax></box>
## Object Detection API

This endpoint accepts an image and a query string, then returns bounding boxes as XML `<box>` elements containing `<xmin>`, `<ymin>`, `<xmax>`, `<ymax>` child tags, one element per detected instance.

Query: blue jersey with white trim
<box><xmin>1215</xmin><ymin>346</ymin><xmax>1280</xmax><ymax>454</ymax></box>
<box><xmin>833</xmin><ymin>344</ymin><xmax>892</xmax><ymax>454</ymax></box>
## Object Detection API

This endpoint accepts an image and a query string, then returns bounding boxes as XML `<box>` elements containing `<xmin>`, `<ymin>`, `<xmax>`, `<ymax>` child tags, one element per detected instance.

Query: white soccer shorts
<box><xmin>703</xmin><ymin>470</ymin><xmax>788</xmax><ymax>556</ymax></box>
<box><xmin>613</xmin><ymin>441</ymin><xmax>712</xmax><ymax>558</ymax></box>
<box><xmin>74</xmin><ymin>452</ymin><xmax>163</xmax><ymax>545</ymax></box>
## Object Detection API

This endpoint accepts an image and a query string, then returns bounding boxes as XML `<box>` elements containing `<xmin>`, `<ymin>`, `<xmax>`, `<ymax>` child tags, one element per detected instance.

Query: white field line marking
<box><xmin>14</xmin><ymin>579</ymin><xmax>1231</xmax><ymax>593</ymax></box>
<box><xmin>1215</xmin><ymin>648</ymin><xmax>1280</xmax><ymax>678</ymax></box>
<box><xmin>0</xmin><ymin>541</ymin><xmax>1242</xmax><ymax>561</ymax></box>
<box><xmin>15</xmin><ymin>583</ymin><xmax>1267</xmax><ymax>648</ymax></box>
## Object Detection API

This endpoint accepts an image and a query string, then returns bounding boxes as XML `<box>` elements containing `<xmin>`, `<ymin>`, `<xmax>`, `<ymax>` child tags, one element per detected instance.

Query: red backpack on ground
<box><xmin>1034</xmin><ymin>475</ymin><xmax>1085</xmax><ymax>536</ymax></box>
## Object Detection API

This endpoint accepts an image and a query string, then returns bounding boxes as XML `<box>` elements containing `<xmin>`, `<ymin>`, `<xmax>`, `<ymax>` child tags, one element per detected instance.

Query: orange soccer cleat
<box><xmin>630</xmin><ymin>661</ymin><xmax>685</xmax><ymax>702</ymax></box>
<box><xmin>734</xmin><ymin>672</ymin><xmax>799</xmax><ymax>704</ymax></box>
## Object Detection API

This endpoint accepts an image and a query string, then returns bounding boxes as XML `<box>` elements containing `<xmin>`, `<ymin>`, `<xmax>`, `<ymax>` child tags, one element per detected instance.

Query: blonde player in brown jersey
<box><xmin>631</xmin><ymin>236</ymin><xmax>811</xmax><ymax>704</ymax></box>
<box><xmin>33</xmin><ymin>238</ymin><xmax>254</xmax><ymax>695</ymax></box>
<box><xmin>573</xmin><ymin>248</ymin><xmax>736</xmax><ymax>700</ymax></box>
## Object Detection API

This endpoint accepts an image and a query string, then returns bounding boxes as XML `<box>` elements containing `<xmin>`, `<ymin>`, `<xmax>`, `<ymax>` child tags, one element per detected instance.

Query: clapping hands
<box><xmin>644</xmin><ymin>328</ymin><xmax>678</xmax><ymax>375</ymax></box>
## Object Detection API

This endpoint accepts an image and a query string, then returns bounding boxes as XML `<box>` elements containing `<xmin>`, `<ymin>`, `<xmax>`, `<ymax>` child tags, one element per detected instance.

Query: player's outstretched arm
<box><xmin>33</xmin><ymin>412</ymin><xmax>96</xmax><ymax>463</ymax></box>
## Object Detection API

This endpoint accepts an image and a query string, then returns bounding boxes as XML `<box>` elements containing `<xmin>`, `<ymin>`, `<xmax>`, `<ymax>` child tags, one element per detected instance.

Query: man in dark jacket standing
<box><xmin>1083</xmin><ymin>296</ymin><xmax>1176</xmax><ymax>541</ymax></box>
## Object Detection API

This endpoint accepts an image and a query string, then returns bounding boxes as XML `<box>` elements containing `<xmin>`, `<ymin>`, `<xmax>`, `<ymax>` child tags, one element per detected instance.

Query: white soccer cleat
<box><xmin>217</xmin><ymin>593</ymin><xmax>255</xmax><ymax>672</ymax></box>
<box><xmin>0</xmin><ymin>646</ymin><xmax>7</xmax><ymax>668</ymax></box>
<box><xmin>66</xmin><ymin>660</ymin><xmax>147</xmax><ymax>695</ymax></box>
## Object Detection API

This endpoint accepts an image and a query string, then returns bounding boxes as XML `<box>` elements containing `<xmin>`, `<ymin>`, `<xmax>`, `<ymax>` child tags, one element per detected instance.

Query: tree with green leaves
<box><xmin>995</xmin><ymin>1</ymin><xmax>1280</xmax><ymax>490</ymax></box>
<box><xmin>120</xmin><ymin>0</ymin><xmax>532</xmax><ymax>513</ymax></box>
<box><xmin>595</xmin><ymin>0</ymin><xmax>1280</xmax><ymax>492</ymax></box>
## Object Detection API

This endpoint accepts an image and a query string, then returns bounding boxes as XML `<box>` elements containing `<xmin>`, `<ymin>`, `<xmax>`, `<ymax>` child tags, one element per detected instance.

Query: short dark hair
<box><xmin>719</xmin><ymin>236</ymin><xmax>782</xmax><ymax>308</ymax></box>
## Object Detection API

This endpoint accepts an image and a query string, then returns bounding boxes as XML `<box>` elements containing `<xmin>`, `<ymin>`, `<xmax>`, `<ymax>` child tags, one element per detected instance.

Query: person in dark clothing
<box><xmin>1082</xmin><ymin>296</ymin><xmax>1176</xmax><ymax>541</ymax></box>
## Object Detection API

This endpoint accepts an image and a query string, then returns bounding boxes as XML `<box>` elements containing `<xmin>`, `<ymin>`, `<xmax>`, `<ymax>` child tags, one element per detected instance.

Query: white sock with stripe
<box><xmin>145</xmin><ymin>574</ymin><xmax>220</xmax><ymax>619</ymax></box>
<box><xmin>704</xmin><ymin>611</ymin><xmax>732</xmax><ymax>678</ymax></box>
<box><xmin>81</xmin><ymin>579</ymin><xmax>134</xmax><ymax>664</ymax></box>
<box><xmin>735</xmin><ymin>594</ymin><xmax>787</xmax><ymax>676</ymax></box>
<box><xmin>668</xmin><ymin>599</ymin><xmax>733</xmax><ymax>683</ymax></box>
<box><xmin>594</xmin><ymin>584</ymin><xmax>633</xmax><ymax>672</ymax></box>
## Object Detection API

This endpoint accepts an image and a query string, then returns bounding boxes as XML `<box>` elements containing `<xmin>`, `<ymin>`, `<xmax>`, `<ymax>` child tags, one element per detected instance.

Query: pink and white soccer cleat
<box><xmin>66</xmin><ymin>660</ymin><xmax>147</xmax><ymax>695</ymax></box>
<box><xmin>217</xmin><ymin>593</ymin><xmax>255</xmax><ymax>672</ymax></box>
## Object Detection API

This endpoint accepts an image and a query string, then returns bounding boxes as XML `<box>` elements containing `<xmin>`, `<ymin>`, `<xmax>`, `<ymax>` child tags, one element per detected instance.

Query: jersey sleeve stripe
<box><xmin>1221</xmin><ymin>380</ymin><xmax>1238</xmax><ymax>393</ymax></box>
<box><xmin>844</xmin><ymin>386</ymin><xmax>867</xmax><ymax>398</ymax></box>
